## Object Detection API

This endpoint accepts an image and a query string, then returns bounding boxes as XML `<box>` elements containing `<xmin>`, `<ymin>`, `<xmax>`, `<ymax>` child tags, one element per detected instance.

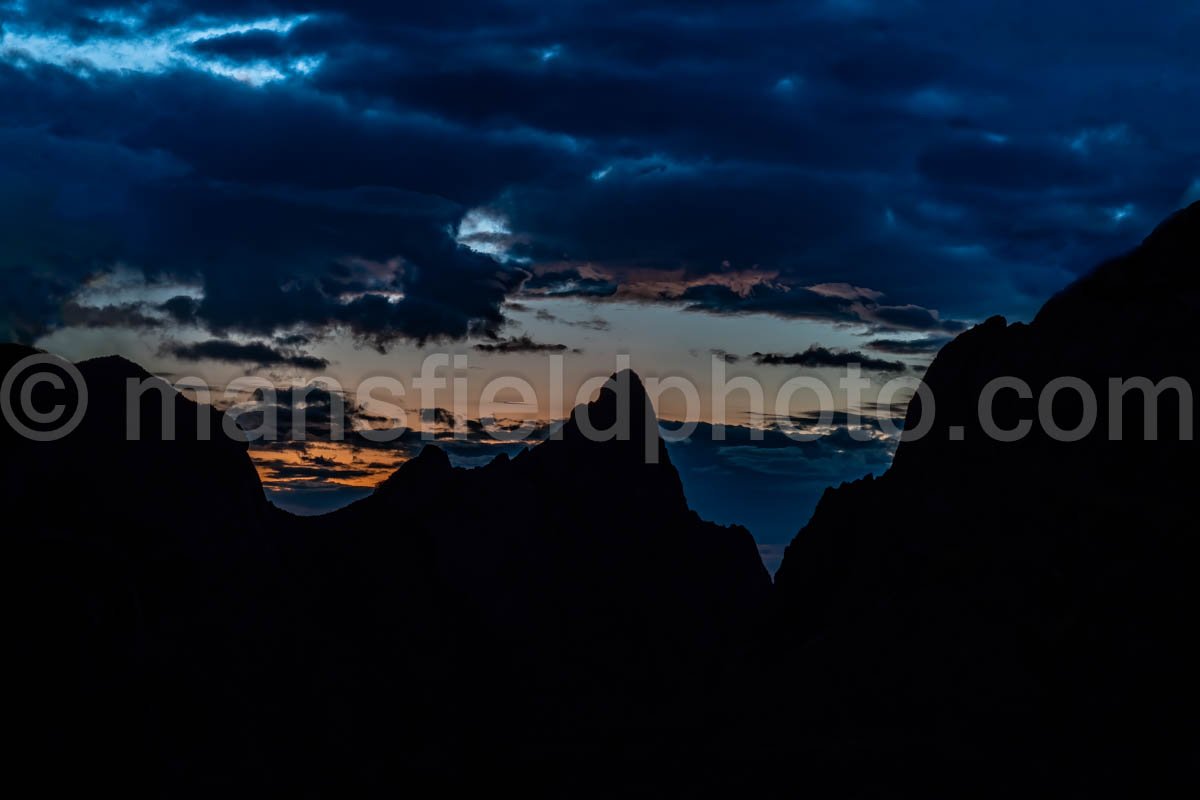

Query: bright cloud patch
<box><xmin>0</xmin><ymin>12</ymin><xmax>314</xmax><ymax>85</ymax></box>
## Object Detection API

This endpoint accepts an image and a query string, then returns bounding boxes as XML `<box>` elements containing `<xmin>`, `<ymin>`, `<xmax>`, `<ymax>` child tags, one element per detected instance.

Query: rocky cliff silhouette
<box><xmin>773</xmin><ymin>202</ymin><xmax>1199</xmax><ymax>794</ymax></box>
<box><xmin>3</xmin><ymin>352</ymin><xmax>770</xmax><ymax>795</ymax></box>
<box><xmin>283</xmin><ymin>370</ymin><xmax>771</xmax><ymax>792</ymax></box>
<box><xmin>4</xmin><ymin>203</ymin><xmax>1198</xmax><ymax>795</ymax></box>
<box><xmin>1</xmin><ymin>348</ymin><xmax>298</xmax><ymax>793</ymax></box>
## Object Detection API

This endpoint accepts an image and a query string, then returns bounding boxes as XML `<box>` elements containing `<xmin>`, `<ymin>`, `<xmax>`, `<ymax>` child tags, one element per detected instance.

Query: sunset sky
<box><xmin>3</xmin><ymin>1</ymin><xmax>1197</xmax><ymax>567</ymax></box>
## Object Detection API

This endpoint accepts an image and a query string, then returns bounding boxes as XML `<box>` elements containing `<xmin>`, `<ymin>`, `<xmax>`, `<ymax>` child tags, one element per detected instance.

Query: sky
<box><xmin>3</xmin><ymin>1</ymin><xmax>1198</xmax><ymax>569</ymax></box>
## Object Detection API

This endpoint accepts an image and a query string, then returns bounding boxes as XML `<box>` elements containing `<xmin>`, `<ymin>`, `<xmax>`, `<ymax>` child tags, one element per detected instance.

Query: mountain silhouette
<box><xmin>2</xmin><ymin>348</ymin><xmax>299</xmax><ymax>794</ymax></box>
<box><xmin>302</xmin><ymin>369</ymin><xmax>772</xmax><ymax>790</ymax></box>
<box><xmin>773</xmin><ymin>202</ymin><xmax>1199</xmax><ymax>794</ymax></box>
<box><xmin>4</xmin><ymin>355</ymin><xmax>770</xmax><ymax>794</ymax></box>
<box><xmin>4</xmin><ymin>204</ymin><xmax>1198</xmax><ymax>795</ymax></box>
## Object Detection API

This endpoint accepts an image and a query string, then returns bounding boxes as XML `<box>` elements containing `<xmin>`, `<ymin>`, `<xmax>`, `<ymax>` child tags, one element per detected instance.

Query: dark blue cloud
<box><xmin>864</xmin><ymin>336</ymin><xmax>952</xmax><ymax>355</ymax></box>
<box><xmin>167</xmin><ymin>338</ymin><xmax>329</xmax><ymax>369</ymax></box>
<box><xmin>187</xmin><ymin>27</ymin><xmax>304</xmax><ymax>60</ymax></box>
<box><xmin>473</xmin><ymin>334</ymin><xmax>572</xmax><ymax>354</ymax></box>
<box><xmin>2</xmin><ymin>0</ymin><xmax>1197</xmax><ymax>344</ymax></box>
<box><xmin>750</xmin><ymin>347</ymin><xmax>909</xmax><ymax>373</ymax></box>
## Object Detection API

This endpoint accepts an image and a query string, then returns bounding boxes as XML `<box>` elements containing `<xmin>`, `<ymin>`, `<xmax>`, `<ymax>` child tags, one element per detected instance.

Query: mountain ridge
<box><xmin>4</xmin><ymin>203</ymin><xmax>1198</xmax><ymax>794</ymax></box>
<box><xmin>771</xmin><ymin>201</ymin><xmax>1199</xmax><ymax>793</ymax></box>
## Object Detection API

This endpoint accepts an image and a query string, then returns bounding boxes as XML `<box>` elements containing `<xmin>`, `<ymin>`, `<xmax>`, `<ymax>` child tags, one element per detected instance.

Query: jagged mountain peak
<box><xmin>375</xmin><ymin>443</ymin><xmax>454</xmax><ymax>495</ymax></box>
<box><xmin>411</xmin><ymin>442</ymin><xmax>453</xmax><ymax>469</ymax></box>
<box><xmin>558</xmin><ymin>368</ymin><xmax>661</xmax><ymax>454</ymax></box>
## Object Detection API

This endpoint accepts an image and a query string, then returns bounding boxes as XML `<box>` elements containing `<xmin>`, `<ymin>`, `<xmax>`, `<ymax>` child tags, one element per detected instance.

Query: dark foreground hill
<box><xmin>4</xmin><ymin>203</ymin><xmax>1198</xmax><ymax>796</ymax></box>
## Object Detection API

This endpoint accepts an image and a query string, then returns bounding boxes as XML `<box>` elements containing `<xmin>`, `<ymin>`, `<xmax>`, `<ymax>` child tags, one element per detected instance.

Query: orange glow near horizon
<box><xmin>251</xmin><ymin>440</ymin><xmax>408</xmax><ymax>490</ymax></box>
